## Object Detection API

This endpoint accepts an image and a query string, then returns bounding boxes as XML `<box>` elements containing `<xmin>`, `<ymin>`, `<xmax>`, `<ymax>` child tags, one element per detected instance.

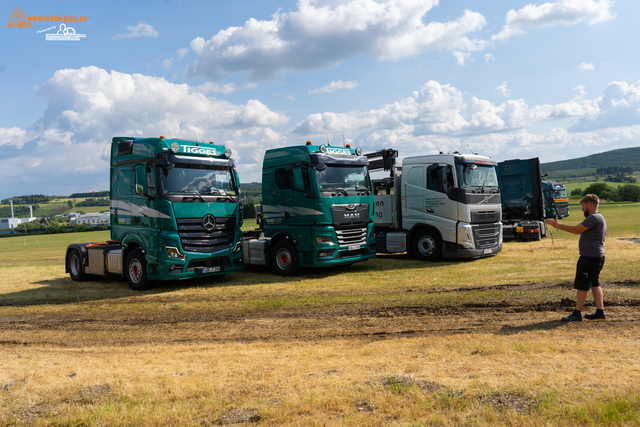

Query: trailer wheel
<box><xmin>271</xmin><ymin>240</ymin><xmax>300</xmax><ymax>276</ymax></box>
<box><xmin>412</xmin><ymin>229</ymin><xmax>442</xmax><ymax>262</ymax></box>
<box><xmin>125</xmin><ymin>249</ymin><xmax>150</xmax><ymax>291</ymax></box>
<box><xmin>68</xmin><ymin>249</ymin><xmax>87</xmax><ymax>281</ymax></box>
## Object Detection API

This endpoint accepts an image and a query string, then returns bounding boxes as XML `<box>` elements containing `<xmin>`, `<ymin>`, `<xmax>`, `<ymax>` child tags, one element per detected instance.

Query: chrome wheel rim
<box><xmin>417</xmin><ymin>236</ymin><xmax>436</xmax><ymax>256</ymax></box>
<box><xmin>129</xmin><ymin>259</ymin><xmax>143</xmax><ymax>283</ymax></box>
<box><xmin>276</xmin><ymin>248</ymin><xmax>292</xmax><ymax>271</ymax></box>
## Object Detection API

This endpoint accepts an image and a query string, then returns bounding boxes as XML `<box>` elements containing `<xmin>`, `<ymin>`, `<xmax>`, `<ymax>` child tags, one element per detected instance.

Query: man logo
<box><xmin>202</xmin><ymin>214</ymin><xmax>216</xmax><ymax>231</ymax></box>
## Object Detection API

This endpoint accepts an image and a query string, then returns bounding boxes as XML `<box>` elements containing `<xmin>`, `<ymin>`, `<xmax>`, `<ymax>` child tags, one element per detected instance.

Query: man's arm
<box><xmin>545</xmin><ymin>217</ymin><xmax>588</xmax><ymax>235</ymax></box>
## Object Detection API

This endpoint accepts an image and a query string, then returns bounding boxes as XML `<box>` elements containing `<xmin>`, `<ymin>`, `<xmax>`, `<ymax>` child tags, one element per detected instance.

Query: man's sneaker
<box><xmin>585</xmin><ymin>312</ymin><xmax>606</xmax><ymax>320</ymax></box>
<box><xmin>561</xmin><ymin>312</ymin><xmax>582</xmax><ymax>322</ymax></box>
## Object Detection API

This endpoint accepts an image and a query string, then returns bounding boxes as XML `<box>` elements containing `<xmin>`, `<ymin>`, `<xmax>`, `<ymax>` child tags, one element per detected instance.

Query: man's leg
<box><xmin>591</xmin><ymin>286</ymin><xmax>604</xmax><ymax>310</ymax></box>
<box><xmin>575</xmin><ymin>290</ymin><xmax>588</xmax><ymax>311</ymax></box>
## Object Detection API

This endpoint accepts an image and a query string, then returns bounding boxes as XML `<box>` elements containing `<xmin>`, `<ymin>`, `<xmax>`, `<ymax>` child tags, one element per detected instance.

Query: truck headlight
<box><xmin>224</xmin><ymin>148</ymin><xmax>232</xmax><ymax>158</ymax></box>
<box><xmin>316</xmin><ymin>236</ymin><xmax>332</xmax><ymax>243</ymax></box>
<box><xmin>167</xmin><ymin>246</ymin><xmax>185</xmax><ymax>260</ymax></box>
<box><xmin>233</xmin><ymin>241</ymin><xmax>242</xmax><ymax>253</ymax></box>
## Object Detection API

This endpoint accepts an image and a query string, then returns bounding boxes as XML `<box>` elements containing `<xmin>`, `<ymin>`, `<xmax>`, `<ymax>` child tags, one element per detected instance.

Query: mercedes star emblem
<box><xmin>202</xmin><ymin>214</ymin><xmax>216</xmax><ymax>231</ymax></box>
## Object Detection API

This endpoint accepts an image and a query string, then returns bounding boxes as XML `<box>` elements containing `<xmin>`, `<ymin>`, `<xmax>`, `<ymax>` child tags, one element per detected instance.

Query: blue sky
<box><xmin>2</xmin><ymin>0</ymin><xmax>639</xmax><ymax>199</ymax></box>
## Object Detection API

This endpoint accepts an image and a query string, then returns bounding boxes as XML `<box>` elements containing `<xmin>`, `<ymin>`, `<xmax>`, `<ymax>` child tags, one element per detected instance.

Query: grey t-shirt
<box><xmin>579</xmin><ymin>212</ymin><xmax>606</xmax><ymax>257</ymax></box>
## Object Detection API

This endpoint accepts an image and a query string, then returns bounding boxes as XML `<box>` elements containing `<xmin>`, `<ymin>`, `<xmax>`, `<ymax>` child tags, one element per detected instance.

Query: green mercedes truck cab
<box><xmin>66</xmin><ymin>136</ymin><xmax>244</xmax><ymax>290</ymax></box>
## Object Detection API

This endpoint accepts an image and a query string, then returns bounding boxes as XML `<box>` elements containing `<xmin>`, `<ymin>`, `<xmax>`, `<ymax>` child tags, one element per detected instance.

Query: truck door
<box><xmin>402</xmin><ymin>165</ymin><xmax>424</xmax><ymax>224</ymax></box>
<box><xmin>283</xmin><ymin>166</ymin><xmax>314</xmax><ymax>235</ymax></box>
<box><xmin>422</xmin><ymin>164</ymin><xmax>457</xmax><ymax>244</ymax></box>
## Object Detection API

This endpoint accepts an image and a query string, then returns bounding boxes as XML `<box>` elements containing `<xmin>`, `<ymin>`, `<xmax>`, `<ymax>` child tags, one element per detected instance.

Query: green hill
<box><xmin>541</xmin><ymin>146</ymin><xmax>640</xmax><ymax>179</ymax></box>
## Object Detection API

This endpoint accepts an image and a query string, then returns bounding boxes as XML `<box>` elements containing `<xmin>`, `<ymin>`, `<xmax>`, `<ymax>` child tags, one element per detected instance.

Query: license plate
<box><xmin>347</xmin><ymin>244</ymin><xmax>361</xmax><ymax>251</ymax></box>
<box><xmin>202</xmin><ymin>266</ymin><xmax>221</xmax><ymax>273</ymax></box>
<box><xmin>483</xmin><ymin>248</ymin><xmax>493</xmax><ymax>254</ymax></box>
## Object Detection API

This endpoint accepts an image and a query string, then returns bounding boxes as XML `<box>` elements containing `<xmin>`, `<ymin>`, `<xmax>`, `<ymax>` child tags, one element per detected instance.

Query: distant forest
<box><xmin>541</xmin><ymin>146</ymin><xmax>640</xmax><ymax>179</ymax></box>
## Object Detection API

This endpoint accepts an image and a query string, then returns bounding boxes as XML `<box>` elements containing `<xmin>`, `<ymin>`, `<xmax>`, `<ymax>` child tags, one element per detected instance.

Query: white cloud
<box><xmin>484</xmin><ymin>53</ymin><xmax>495</xmax><ymax>61</ymax></box>
<box><xmin>495</xmin><ymin>81</ymin><xmax>511</xmax><ymax>97</ymax></box>
<box><xmin>291</xmin><ymin>79</ymin><xmax>604</xmax><ymax>140</ymax></box>
<box><xmin>309</xmin><ymin>80</ymin><xmax>358</xmax><ymax>94</ymax></box>
<box><xmin>578</xmin><ymin>61</ymin><xmax>595</xmax><ymax>71</ymax></box>
<box><xmin>162</xmin><ymin>58</ymin><xmax>173</xmax><ymax>69</ymax></box>
<box><xmin>113</xmin><ymin>23</ymin><xmax>159</xmax><ymax>39</ymax></box>
<box><xmin>493</xmin><ymin>0</ymin><xmax>614</xmax><ymax>41</ymax></box>
<box><xmin>0</xmin><ymin>66</ymin><xmax>293</xmax><ymax>192</ymax></box>
<box><xmin>186</xmin><ymin>0</ymin><xmax>488</xmax><ymax>81</ymax></box>
<box><xmin>570</xmin><ymin>80</ymin><xmax>640</xmax><ymax>131</ymax></box>
<box><xmin>177</xmin><ymin>48</ymin><xmax>189</xmax><ymax>58</ymax></box>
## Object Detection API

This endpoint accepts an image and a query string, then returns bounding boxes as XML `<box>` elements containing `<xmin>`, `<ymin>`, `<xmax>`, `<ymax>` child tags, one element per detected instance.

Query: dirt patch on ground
<box><xmin>216</xmin><ymin>409</ymin><xmax>261</xmax><ymax>425</ymax></box>
<box><xmin>1</xmin><ymin>281</ymin><xmax>639</xmax><ymax>347</ymax></box>
<box><xmin>480</xmin><ymin>393</ymin><xmax>536</xmax><ymax>413</ymax></box>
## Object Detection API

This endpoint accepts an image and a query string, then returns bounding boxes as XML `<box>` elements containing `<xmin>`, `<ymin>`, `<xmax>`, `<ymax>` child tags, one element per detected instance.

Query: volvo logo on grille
<box><xmin>202</xmin><ymin>214</ymin><xmax>216</xmax><ymax>231</ymax></box>
<box><xmin>344</xmin><ymin>212</ymin><xmax>360</xmax><ymax>219</ymax></box>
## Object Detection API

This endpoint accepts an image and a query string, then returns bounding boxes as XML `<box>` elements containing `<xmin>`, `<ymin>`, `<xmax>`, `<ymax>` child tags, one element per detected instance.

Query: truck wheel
<box><xmin>412</xmin><ymin>229</ymin><xmax>442</xmax><ymax>262</ymax></box>
<box><xmin>125</xmin><ymin>249</ymin><xmax>150</xmax><ymax>291</ymax></box>
<box><xmin>271</xmin><ymin>240</ymin><xmax>300</xmax><ymax>276</ymax></box>
<box><xmin>68</xmin><ymin>249</ymin><xmax>87</xmax><ymax>281</ymax></box>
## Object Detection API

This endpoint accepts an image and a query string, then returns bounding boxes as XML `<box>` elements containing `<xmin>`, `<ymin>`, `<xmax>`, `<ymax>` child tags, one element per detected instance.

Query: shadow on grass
<box><xmin>495</xmin><ymin>320</ymin><xmax>568</xmax><ymax>335</ymax></box>
<box><xmin>1</xmin><ymin>254</ymin><xmax>475</xmax><ymax>306</ymax></box>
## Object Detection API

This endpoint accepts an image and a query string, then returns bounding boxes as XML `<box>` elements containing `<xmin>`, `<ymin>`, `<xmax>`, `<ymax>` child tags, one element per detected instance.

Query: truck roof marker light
<box><xmin>355</xmin><ymin>147</ymin><xmax>362</xmax><ymax>156</ymax></box>
<box><xmin>170</xmin><ymin>142</ymin><xmax>179</xmax><ymax>153</ymax></box>
<box><xmin>345</xmin><ymin>143</ymin><xmax>351</xmax><ymax>148</ymax></box>
<box><xmin>306</xmin><ymin>141</ymin><xmax>312</xmax><ymax>145</ymax></box>
<box><xmin>159</xmin><ymin>136</ymin><xmax>165</xmax><ymax>139</ymax></box>
<box><xmin>224</xmin><ymin>148</ymin><xmax>232</xmax><ymax>158</ymax></box>
<box><xmin>209</xmin><ymin>141</ymin><xmax>215</xmax><ymax>144</ymax></box>
<box><xmin>319</xmin><ymin>144</ymin><xmax>327</xmax><ymax>153</ymax></box>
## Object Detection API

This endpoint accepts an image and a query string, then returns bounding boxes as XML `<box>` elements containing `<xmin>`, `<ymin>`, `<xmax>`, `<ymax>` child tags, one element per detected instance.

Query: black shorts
<box><xmin>574</xmin><ymin>256</ymin><xmax>605</xmax><ymax>291</ymax></box>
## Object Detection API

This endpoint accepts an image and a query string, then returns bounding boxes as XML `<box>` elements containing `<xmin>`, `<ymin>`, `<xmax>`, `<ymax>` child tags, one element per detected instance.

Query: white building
<box><xmin>0</xmin><ymin>201</ymin><xmax>36</xmax><ymax>231</ymax></box>
<box><xmin>70</xmin><ymin>212</ymin><xmax>110</xmax><ymax>226</ymax></box>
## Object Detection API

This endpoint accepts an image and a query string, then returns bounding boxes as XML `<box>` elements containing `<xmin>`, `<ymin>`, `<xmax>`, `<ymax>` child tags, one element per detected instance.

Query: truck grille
<box><xmin>472</xmin><ymin>224</ymin><xmax>500</xmax><ymax>249</ymax></box>
<box><xmin>177</xmin><ymin>217</ymin><xmax>235</xmax><ymax>253</ymax></box>
<box><xmin>471</xmin><ymin>211</ymin><xmax>501</xmax><ymax>224</ymax></box>
<box><xmin>335</xmin><ymin>227</ymin><xmax>367</xmax><ymax>246</ymax></box>
<box><xmin>555</xmin><ymin>204</ymin><xmax>569</xmax><ymax>217</ymax></box>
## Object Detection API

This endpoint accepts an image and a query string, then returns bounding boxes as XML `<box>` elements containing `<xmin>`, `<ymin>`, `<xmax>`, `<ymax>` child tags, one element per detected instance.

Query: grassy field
<box><xmin>0</xmin><ymin>203</ymin><xmax>639</xmax><ymax>426</ymax></box>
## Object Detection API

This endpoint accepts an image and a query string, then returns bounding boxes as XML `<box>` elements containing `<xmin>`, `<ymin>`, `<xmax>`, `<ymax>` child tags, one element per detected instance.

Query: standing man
<box><xmin>546</xmin><ymin>194</ymin><xmax>607</xmax><ymax>322</ymax></box>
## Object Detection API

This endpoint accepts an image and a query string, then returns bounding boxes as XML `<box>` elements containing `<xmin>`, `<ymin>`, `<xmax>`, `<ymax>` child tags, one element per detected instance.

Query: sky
<box><xmin>2</xmin><ymin>0</ymin><xmax>640</xmax><ymax>200</ymax></box>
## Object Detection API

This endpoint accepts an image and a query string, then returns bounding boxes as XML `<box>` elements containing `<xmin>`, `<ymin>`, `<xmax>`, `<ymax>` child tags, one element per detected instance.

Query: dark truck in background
<box><xmin>497</xmin><ymin>158</ymin><xmax>547</xmax><ymax>241</ymax></box>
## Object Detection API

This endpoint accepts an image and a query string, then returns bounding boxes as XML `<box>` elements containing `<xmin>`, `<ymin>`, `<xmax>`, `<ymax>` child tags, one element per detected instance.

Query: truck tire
<box><xmin>68</xmin><ymin>248</ymin><xmax>87</xmax><ymax>281</ymax></box>
<box><xmin>125</xmin><ymin>249</ymin><xmax>150</xmax><ymax>291</ymax></box>
<box><xmin>271</xmin><ymin>240</ymin><xmax>300</xmax><ymax>276</ymax></box>
<box><xmin>412</xmin><ymin>229</ymin><xmax>442</xmax><ymax>262</ymax></box>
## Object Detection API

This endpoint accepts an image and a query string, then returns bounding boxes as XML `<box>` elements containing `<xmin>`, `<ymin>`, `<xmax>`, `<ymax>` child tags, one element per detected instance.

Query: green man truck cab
<box><xmin>542</xmin><ymin>180</ymin><xmax>570</xmax><ymax>219</ymax></box>
<box><xmin>243</xmin><ymin>142</ymin><xmax>377</xmax><ymax>276</ymax></box>
<box><xmin>65</xmin><ymin>136</ymin><xmax>244</xmax><ymax>290</ymax></box>
<box><xmin>367</xmin><ymin>149</ymin><xmax>503</xmax><ymax>261</ymax></box>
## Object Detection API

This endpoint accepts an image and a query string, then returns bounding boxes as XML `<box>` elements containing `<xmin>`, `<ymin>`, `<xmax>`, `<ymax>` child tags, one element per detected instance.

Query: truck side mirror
<box><xmin>234</xmin><ymin>170</ymin><xmax>241</xmax><ymax>196</ymax></box>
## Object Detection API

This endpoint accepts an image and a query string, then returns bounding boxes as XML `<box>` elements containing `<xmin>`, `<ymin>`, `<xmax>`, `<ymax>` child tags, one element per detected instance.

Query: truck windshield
<box><xmin>456</xmin><ymin>164</ymin><xmax>499</xmax><ymax>188</ymax></box>
<box><xmin>316</xmin><ymin>165</ymin><xmax>372</xmax><ymax>195</ymax></box>
<box><xmin>161</xmin><ymin>165</ymin><xmax>238</xmax><ymax>197</ymax></box>
<box><xmin>552</xmin><ymin>189</ymin><xmax>568</xmax><ymax>199</ymax></box>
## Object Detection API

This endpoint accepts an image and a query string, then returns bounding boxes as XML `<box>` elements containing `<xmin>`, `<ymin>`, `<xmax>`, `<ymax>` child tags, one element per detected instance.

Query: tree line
<box><xmin>570</xmin><ymin>183</ymin><xmax>640</xmax><ymax>203</ymax></box>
